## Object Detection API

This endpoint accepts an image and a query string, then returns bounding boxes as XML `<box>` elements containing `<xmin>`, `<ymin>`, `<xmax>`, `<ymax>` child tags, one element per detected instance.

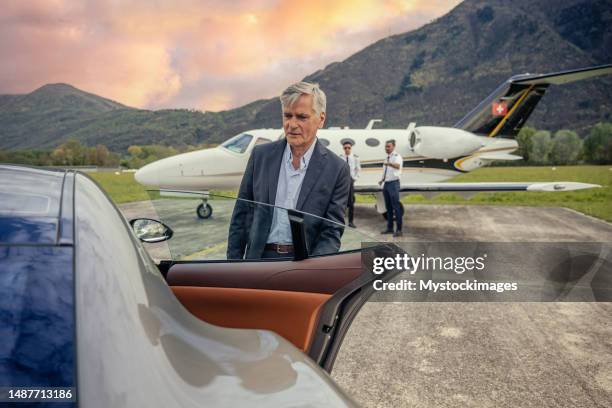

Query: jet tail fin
<box><xmin>453</xmin><ymin>64</ymin><xmax>612</xmax><ymax>138</ymax></box>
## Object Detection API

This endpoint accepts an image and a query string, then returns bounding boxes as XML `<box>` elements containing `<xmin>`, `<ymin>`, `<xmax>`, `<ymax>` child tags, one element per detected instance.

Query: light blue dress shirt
<box><xmin>266</xmin><ymin>140</ymin><xmax>317</xmax><ymax>244</ymax></box>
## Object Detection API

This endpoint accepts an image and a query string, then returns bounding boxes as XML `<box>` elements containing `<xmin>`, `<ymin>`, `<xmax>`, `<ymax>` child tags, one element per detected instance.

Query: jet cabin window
<box><xmin>365</xmin><ymin>138</ymin><xmax>380</xmax><ymax>147</ymax></box>
<box><xmin>255</xmin><ymin>137</ymin><xmax>272</xmax><ymax>146</ymax></box>
<box><xmin>221</xmin><ymin>133</ymin><xmax>253</xmax><ymax>154</ymax></box>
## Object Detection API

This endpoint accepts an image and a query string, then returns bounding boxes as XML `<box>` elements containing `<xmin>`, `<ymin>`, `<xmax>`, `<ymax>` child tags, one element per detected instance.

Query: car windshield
<box><xmin>221</xmin><ymin>133</ymin><xmax>253</xmax><ymax>154</ymax></box>
<box><xmin>137</xmin><ymin>192</ymin><xmax>383</xmax><ymax>262</ymax></box>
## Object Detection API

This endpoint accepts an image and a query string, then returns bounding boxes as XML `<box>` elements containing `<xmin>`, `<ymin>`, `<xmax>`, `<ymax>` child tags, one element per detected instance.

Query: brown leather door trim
<box><xmin>171</xmin><ymin>286</ymin><xmax>331</xmax><ymax>352</ymax></box>
<box><xmin>167</xmin><ymin>252</ymin><xmax>361</xmax><ymax>294</ymax></box>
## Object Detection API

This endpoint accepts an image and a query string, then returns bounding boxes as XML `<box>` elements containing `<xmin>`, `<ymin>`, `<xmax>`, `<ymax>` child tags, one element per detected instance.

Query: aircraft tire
<box><xmin>197</xmin><ymin>203</ymin><xmax>213</xmax><ymax>219</ymax></box>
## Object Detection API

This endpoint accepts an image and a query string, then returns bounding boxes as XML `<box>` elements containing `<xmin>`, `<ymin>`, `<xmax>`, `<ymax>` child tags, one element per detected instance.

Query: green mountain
<box><xmin>0</xmin><ymin>83</ymin><xmax>132</xmax><ymax>149</ymax></box>
<box><xmin>0</xmin><ymin>82</ymin><xmax>271</xmax><ymax>151</ymax></box>
<box><xmin>1</xmin><ymin>0</ymin><xmax>610</xmax><ymax>152</ymax></box>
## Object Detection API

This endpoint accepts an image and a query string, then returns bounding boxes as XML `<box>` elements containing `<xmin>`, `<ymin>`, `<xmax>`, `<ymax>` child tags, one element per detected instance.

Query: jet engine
<box><xmin>410</xmin><ymin>126</ymin><xmax>484</xmax><ymax>159</ymax></box>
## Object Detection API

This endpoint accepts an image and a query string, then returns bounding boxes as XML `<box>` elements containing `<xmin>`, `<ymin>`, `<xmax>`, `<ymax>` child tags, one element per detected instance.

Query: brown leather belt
<box><xmin>264</xmin><ymin>243</ymin><xmax>295</xmax><ymax>254</ymax></box>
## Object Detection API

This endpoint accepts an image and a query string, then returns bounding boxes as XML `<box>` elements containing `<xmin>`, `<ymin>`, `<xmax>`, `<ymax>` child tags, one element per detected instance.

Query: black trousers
<box><xmin>347</xmin><ymin>180</ymin><xmax>355</xmax><ymax>223</ymax></box>
<box><xmin>383</xmin><ymin>180</ymin><xmax>402</xmax><ymax>231</ymax></box>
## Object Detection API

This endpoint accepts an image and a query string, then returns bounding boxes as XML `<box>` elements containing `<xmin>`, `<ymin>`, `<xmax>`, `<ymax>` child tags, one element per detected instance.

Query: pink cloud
<box><xmin>0</xmin><ymin>0</ymin><xmax>460</xmax><ymax>110</ymax></box>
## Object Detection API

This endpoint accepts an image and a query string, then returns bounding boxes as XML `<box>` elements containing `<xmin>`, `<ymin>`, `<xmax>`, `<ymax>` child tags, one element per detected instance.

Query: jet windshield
<box><xmin>221</xmin><ymin>133</ymin><xmax>253</xmax><ymax>154</ymax></box>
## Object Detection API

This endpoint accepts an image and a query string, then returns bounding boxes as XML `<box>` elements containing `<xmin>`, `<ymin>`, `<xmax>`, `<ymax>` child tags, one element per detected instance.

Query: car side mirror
<box><xmin>130</xmin><ymin>218</ymin><xmax>173</xmax><ymax>243</ymax></box>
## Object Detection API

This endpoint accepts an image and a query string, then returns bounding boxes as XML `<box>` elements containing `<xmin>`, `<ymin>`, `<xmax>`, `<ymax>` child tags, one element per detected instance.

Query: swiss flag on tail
<box><xmin>492</xmin><ymin>101</ymin><xmax>507</xmax><ymax>116</ymax></box>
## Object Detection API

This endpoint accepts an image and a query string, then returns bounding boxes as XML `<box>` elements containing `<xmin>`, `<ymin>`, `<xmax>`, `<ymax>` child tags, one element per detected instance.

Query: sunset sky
<box><xmin>0</xmin><ymin>0</ymin><xmax>460</xmax><ymax>111</ymax></box>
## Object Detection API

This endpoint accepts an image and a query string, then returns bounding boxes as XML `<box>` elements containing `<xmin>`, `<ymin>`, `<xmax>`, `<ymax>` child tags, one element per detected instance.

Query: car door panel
<box><xmin>171</xmin><ymin>286</ymin><xmax>330</xmax><ymax>352</ymax></box>
<box><xmin>167</xmin><ymin>252</ymin><xmax>361</xmax><ymax>351</ymax></box>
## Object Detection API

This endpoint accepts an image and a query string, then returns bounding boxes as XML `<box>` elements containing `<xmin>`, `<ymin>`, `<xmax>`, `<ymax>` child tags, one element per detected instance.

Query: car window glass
<box><xmin>221</xmin><ymin>133</ymin><xmax>253</xmax><ymax>154</ymax></box>
<box><xmin>143</xmin><ymin>192</ymin><xmax>380</xmax><ymax>261</ymax></box>
<box><xmin>0</xmin><ymin>166</ymin><xmax>63</xmax><ymax>216</ymax></box>
<box><xmin>0</xmin><ymin>191</ymin><xmax>51</xmax><ymax>215</ymax></box>
<box><xmin>0</xmin><ymin>245</ymin><xmax>75</xmax><ymax>389</ymax></box>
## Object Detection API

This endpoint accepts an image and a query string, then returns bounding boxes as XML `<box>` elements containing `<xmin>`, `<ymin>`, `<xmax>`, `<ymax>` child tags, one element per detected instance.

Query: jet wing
<box><xmin>354</xmin><ymin>182</ymin><xmax>600</xmax><ymax>193</ymax></box>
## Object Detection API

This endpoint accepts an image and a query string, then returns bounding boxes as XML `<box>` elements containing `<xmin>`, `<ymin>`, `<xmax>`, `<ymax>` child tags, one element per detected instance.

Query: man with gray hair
<box><xmin>228</xmin><ymin>82</ymin><xmax>351</xmax><ymax>259</ymax></box>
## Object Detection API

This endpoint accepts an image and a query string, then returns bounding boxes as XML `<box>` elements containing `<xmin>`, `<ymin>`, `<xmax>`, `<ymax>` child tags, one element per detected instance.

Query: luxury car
<box><xmin>0</xmin><ymin>165</ymin><xmax>400</xmax><ymax>407</ymax></box>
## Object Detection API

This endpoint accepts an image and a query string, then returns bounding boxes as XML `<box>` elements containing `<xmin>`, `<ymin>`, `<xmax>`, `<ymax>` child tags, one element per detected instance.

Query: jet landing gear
<box><xmin>196</xmin><ymin>200</ymin><xmax>213</xmax><ymax>219</ymax></box>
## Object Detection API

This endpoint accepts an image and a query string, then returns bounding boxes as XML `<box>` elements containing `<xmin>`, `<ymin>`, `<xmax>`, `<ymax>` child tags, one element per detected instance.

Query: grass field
<box><xmin>90</xmin><ymin>165</ymin><xmax>612</xmax><ymax>222</ymax></box>
<box><xmin>89</xmin><ymin>171</ymin><xmax>151</xmax><ymax>203</ymax></box>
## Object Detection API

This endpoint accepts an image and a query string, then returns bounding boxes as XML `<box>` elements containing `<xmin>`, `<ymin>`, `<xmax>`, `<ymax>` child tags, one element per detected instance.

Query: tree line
<box><xmin>0</xmin><ymin>140</ymin><xmax>120</xmax><ymax>167</ymax></box>
<box><xmin>0</xmin><ymin>122</ymin><xmax>610</xmax><ymax>168</ymax></box>
<box><xmin>0</xmin><ymin>140</ymin><xmax>214</xmax><ymax>168</ymax></box>
<box><xmin>516</xmin><ymin>122</ymin><xmax>612</xmax><ymax>165</ymax></box>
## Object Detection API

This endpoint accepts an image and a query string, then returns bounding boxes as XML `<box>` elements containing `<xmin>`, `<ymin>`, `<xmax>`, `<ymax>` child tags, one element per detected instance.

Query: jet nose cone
<box><xmin>134</xmin><ymin>164</ymin><xmax>159</xmax><ymax>187</ymax></box>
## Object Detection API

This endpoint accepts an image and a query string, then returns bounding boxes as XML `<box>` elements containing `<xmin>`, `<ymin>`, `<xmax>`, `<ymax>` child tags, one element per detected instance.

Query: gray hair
<box><xmin>280</xmin><ymin>81</ymin><xmax>326</xmax><ymax>115</ymax></box>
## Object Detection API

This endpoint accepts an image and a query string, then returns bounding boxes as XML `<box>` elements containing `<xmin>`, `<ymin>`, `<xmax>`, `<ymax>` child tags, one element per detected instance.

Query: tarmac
<box><xmin>118</xmin><ymin>201</ymin><xmax>612</xmax><ymax>407</ymax></box>
<box><xmin>333</xmin><ymin>204</ymin><xmax>612</xmax><ymax>408</ymax></box>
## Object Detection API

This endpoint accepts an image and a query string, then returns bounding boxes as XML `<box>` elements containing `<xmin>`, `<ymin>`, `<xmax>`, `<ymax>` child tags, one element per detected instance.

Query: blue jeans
<box><xmin>383</xmin><ymin>180</ymin><xmax>402</xmax><ymax>231</ymax></box>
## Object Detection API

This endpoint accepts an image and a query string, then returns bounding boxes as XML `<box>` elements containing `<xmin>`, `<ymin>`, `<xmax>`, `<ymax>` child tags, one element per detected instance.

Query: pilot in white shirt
<box><xmin>340</xmin><ymin>140</ymin><xmax>360</xmax><ymax>227</ymax></box>
<box><xmin>378</xmin><ymin>139</ymin><xmax>403</xmax><ymax>236</ymax></box>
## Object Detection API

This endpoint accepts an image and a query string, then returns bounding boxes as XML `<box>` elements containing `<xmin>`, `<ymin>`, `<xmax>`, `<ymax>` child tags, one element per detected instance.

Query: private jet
<box><xmin>135</xmin><ymin>64</ymin><xmax>611</xmax><ymax>219</ymax></box>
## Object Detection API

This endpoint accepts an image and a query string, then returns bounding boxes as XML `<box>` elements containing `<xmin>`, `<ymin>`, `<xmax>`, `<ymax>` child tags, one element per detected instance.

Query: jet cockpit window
<box><xmin>221</xmin><ymin>133</ymin><xmax>254</xmax><ymax>154</ymax></box>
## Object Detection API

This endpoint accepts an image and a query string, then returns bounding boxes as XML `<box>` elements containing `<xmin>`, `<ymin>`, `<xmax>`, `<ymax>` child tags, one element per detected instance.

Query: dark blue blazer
<box><xmin>227</xmin><ymin>138</ymin><xmax>350</xmax><ymax>259</ymax></box>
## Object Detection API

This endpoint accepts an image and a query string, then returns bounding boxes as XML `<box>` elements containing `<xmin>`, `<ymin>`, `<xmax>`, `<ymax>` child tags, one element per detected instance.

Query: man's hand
<box><xmin>378</xmin><ymin>180</ymin><xmax>383</xmax><ymax>186</ymax></box>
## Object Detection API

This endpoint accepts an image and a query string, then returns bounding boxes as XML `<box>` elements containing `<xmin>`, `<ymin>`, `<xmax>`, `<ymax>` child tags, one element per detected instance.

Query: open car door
<box><xmin>140</xmin><ymin>192</ymin><xmax>404</xmax><ymax>372</ymax></box>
